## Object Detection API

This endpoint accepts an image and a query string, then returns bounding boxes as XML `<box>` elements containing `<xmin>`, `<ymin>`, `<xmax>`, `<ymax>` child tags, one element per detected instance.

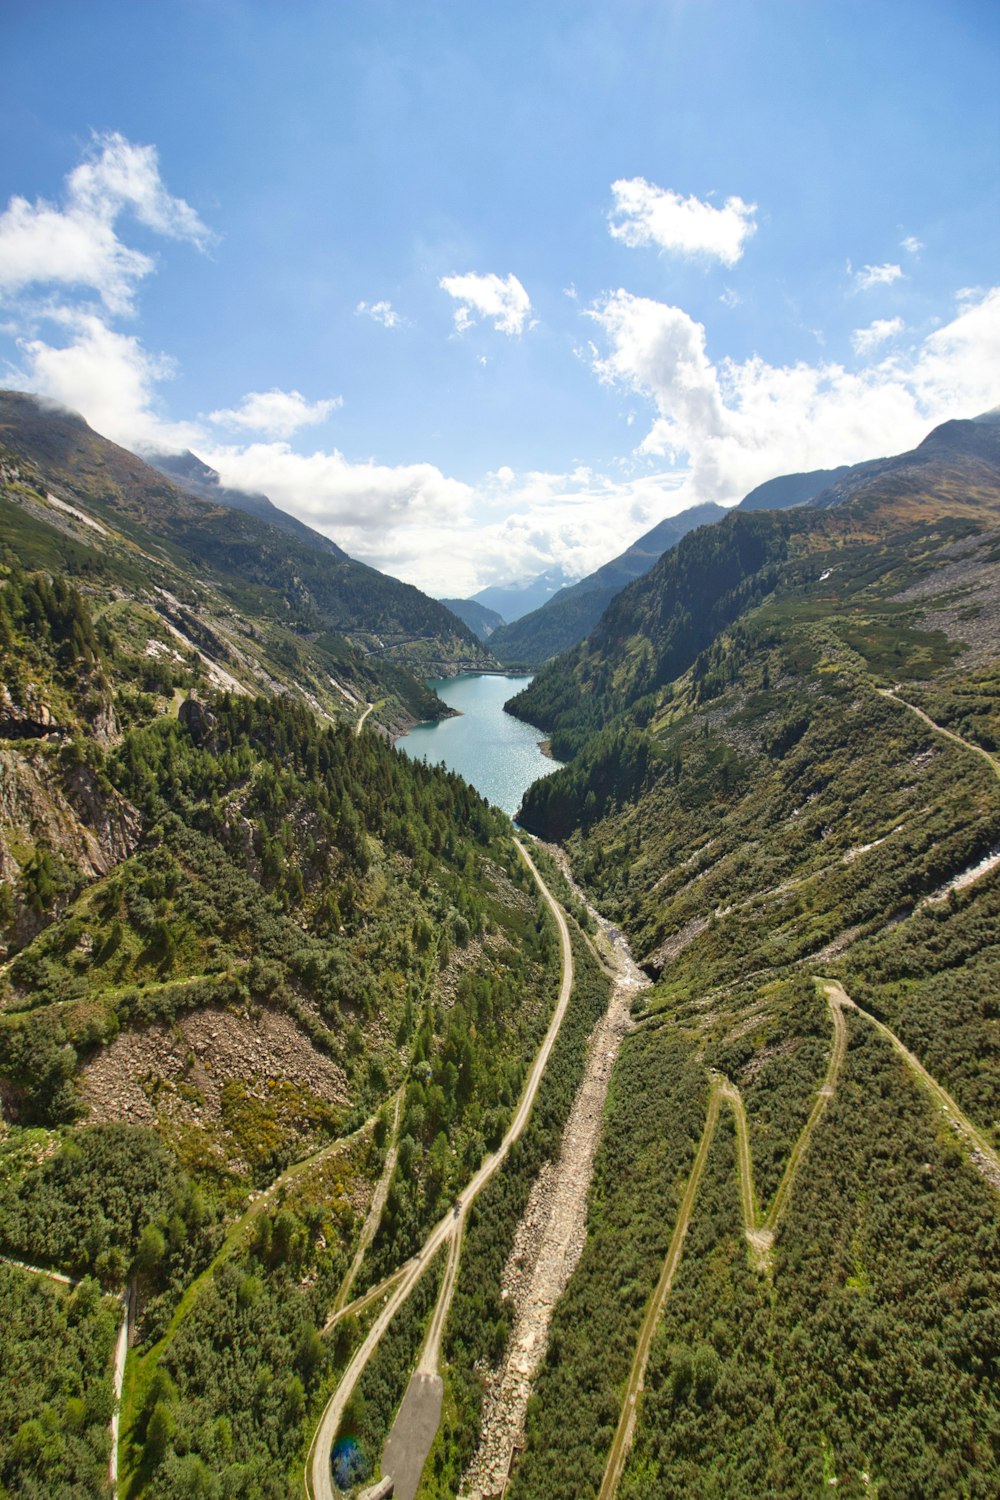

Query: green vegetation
<box><xmin>0</xmin><ymin>529</ymin><xmax>553</xmax><ymax>1495</ymax></box>
<box><xmin>0</xmin><ymin>1265</ymin><xmax>119</xmax><ymax>1499</ymax></box>
<box><xmin>615</xmin><ymin>1016</ymin><xmax>1000</xmax><ymax>1499</ymax></box>
<box><xmin>504</xmin><ymin>434</ymin><xmax>1000</xmax><ymax>1496</ymax></box>
<box><xmin>415</xmin><ymin>926</ymin><xmax>612</xmax><ymax>1496</ymax></box>
<box><xmin>0</xmin><ymin>388</ymin><xmax>494</xmax><ymax>736</ymax></box>
<box><xmin>506</xmin><ymin>1033</ymin><xmax>706</xmax><ymax>1500</ymax></box>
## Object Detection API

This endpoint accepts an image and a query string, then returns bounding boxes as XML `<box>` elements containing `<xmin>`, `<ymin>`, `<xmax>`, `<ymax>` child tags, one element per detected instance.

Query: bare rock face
<box><xmin>0</xmin><ymin>746</ymin><xmax>141</xmax><ymax>955</ymax></box>
<box><xmin>0</xmin><ymin>683</ymin><xmax>65</xmax><ymax>740</ymax></box>
<box><xmin>178</xmin><ymin>693</ymin><xmax>217</xmax><ymax>748</ymax></box>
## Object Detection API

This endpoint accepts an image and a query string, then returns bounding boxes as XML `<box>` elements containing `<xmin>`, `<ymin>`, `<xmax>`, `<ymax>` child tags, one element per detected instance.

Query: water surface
<box><xmin>398</xmin><ymin>673</ymin><xmax>562</xmax><ymax>817</ymax></box>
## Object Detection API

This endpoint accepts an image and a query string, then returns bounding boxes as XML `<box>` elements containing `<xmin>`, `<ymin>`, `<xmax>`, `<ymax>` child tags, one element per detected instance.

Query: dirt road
<box><xmin>597</xmin><ymin>1084</ymin><xmax>722</xmax><ymax>1500</ymax></box>
<box><xmin>823</xmin><ymin>978</ymin><xmax>1000</xmax><ymax>1191</ymax></box>
<box><xmin>461</xmin><ymin>860</ymin><xmax>648</xmax><ymax>1499</ymax></box>
<box><xmin>305</xmin><ymin>839</ymin><xmax>574</xmax><ymax>1500</ymax></box>
<box><xmin>598</xmin><ymin>983</ymin><xmax>848</xmax><ymax>1497</ymax></box>
<box><xmin>877</xmin><ymin>688</ymin><xmax>1000</xmax><ymax>783</ymax></box>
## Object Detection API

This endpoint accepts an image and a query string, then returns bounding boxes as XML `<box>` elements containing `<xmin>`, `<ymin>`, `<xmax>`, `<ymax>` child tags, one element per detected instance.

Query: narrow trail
<box><xmin>599</xmin><ymin>972</ymin><xmax>1000</xmax><ymax>1497</ymax></box>
<box><xmin>461</xmin><ymin>864</ymin><xmax>649</xmax><ymax>1500</ymax></box>
<box><xmin>306</xmin><ymin>839</ymin><xmax>574</xmax><ymax>1500</ymax></box>
<box><xmin>597</xmin><ymin>1085</ymin><xmax>722</xmax><ymax>1500</ymax></box>
<box><xmin>147</xmin><ymin>1100</ymin><xmax>386</xmax><ymax>1366</ymax></box>
<box><xmin>329</xmin><ymin>1093</ymin><xmax>403</xmax><ymax>1320</ymax></box>
<box><xmin>598</xmin><ymin>983</ymin><xmax>847</xmax><ymax>1499</ymax></box>
<box><xmin>355</xmin><ymin>700</ymin><xmax>378</xmax><ymax>736</ymax></box>
<box><xmin>0</xmin><ymin>1254</ymin><xmax>75</xmax><ymax>1285</ymax></box>
<box><xmin>763</xmin><ymin>990</ymin><xmax>847</xmax><ymax>1238</ymax></box>
<box><xmin>1</xmin><ymin>1256</ymin><xmax>129</xmax><ymax>1492</ymax></box>
<box><xmin>820</xmin><ymin>978</ymin><xmax>1000</xmax><ymax>1192</ymax></box>
<box><xmin>108</xmin><ymin>1283</ymin><xmax>132</xmax><ymax>1491</ymax></box>
<box><xmin>877</xmin><ymin>687</ymin><xmax>1000</xmax><ymax>783</ymax></box>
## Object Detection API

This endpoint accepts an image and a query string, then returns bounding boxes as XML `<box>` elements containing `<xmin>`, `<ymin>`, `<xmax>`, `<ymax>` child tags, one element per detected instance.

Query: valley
<box><xmin>1</xmin><ymin>399</ymin><xmax>999</xmax><ymax>1500</ymax></box>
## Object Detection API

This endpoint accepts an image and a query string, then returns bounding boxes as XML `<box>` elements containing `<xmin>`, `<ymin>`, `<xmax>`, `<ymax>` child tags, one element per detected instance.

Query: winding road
<box><xmin>305</xmin><ymin>838</ymin><xmax>574</xmax><ymax>1500</ymax></box>
<box><xmin>598</xmin><ymin>983</ymin><xmax>847</xmax><ymax>1499</ymax></box>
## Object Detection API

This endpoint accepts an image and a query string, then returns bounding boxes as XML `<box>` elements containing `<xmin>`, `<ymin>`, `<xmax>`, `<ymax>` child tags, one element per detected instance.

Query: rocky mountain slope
<box><xmin>0</xmin><ymin>391</ymin><xmax>492</xmax><ymax>734</ymax></box>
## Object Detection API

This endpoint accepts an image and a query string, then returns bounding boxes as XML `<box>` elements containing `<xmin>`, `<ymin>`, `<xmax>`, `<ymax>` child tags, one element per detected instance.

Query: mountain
<box><xmin>0</xmin><ymin>391</ymin><xmax>493</xmax><ymax>730</ymax></box>
<box><xmin>438</xmin><ymin>596</ymin><xmax>505</xmax><ymax>640</ymax></box>
<box><xmin>149</xmin><ymin>448</ymin><xmax>347</xmax><ymax>557</ymax></box>
<box><xmin>489</xmin><ymin>502</ymin><xmax>727</xmax><ymax>664</ymax></box>
<box><xmin>472</xmin><ymin>565</ymin><xmax>576</xmax><ymax>621</ymax></box>
<box><xmin>503</xmin><ymin>412</ymin><xmax>1000</xmax><ymax>1493</ymax></box>
<box><xmin>0</xmin><ymin>408</ymin><xmax>564</xmax><ymax>1494</ymax></box>
<box><xmin>508</xmin><ymin>412</ymin><xmax>1000</xmax><ymax>758</ymax></box>
<box><xmin>807</xmin><ymin>408</ymin><xmax>1000</xmax><ymax>511</ymax></box>
<box><xmin>736</xmin><ymin>464</ymin><xmax>852</xmax><ymax>510</ymax></box>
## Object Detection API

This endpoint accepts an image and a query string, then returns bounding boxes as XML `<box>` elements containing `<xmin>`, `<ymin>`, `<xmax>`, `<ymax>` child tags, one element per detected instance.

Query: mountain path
<box><xmin>821</xmin><ymin>978</ymin><xmax>1000</xmax><ymax>1191</ymax></box>
<box><xmin>598</xmin><ymin>982</ymin><xmax>846</xmax><ymax>1499</ymax></box>
<box><xmin>305</xmin><ymin>839</ymin><xmax>574</xmax><ymax>1500</ymax></box>
<box><xmin>460</xmin><ymin>858</ymin><xmax>649</xmax><ymax>1500</ymax></box>
<box><xmin>877</xmin><ymin>687</ymin><xmax>1000</xmax><ymax>782</ymax></box>
<box><xmin>328</xmin><ymin>1093</ymin><xmax>403</xmax><ymax>1321</ymax></box>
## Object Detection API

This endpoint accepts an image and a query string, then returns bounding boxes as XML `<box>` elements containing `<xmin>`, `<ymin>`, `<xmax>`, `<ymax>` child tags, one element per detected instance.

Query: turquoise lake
<box><xmin>398</xmin><ymin>673</ymin><xmax>563</xmax><ymax>818</ymax></box>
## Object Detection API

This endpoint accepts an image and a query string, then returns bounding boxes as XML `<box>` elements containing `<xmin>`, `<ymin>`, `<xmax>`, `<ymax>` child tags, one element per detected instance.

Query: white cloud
<box><xmin>208</xmin><ymin>388</ymin><xmax>342</xmax><ymax>438</ymax></box>
<box><xmin>12</xmin><ymin>307</ymin><xmax>204</xmax><ymax>452</ymax></box>
<box><xmin>851</xmin><ymin>317</ymin><xmax>905</xmax><ymax>355</ymax></box>
<box><xmin>719</xmin><ymin>286</ymin><xmax>741</xmax><ymax>308</ymax></box>
<box><xmin>356</xmin><ymin>299</ymin><xmax>401</xmax><ymax>328</ymax></box>
<box><xmin>587</xmin><ymin>285</ymin><xmax>1000</xmax><ymax>508</ymax></box>
<box><xmin>198</xmin><ymin>438</ymin><xmax>474</xmax><ymax>561</ymax></box>
<box><xmin>608</xmin><ymin>178</ymin><xmax>757</xmax><ymax>265</ymax></box>
<box><xmin>901</xmin><ymin>235</ymin><xmax>924</xmax><ymax>256</ymax></box>
<box><xmin>0</xmin><ymin>132</ymin><xmax>213</xmax><ymax>315</ymax></box>
<box><xmin>439</xmin><ymin>271</ymin><xmax>532</xmax><ymax>336</ymax></box>
<box><xmin>853</xmin><ymin>261</ymin><xmax>904</xmax><ymax>291</ymax></box>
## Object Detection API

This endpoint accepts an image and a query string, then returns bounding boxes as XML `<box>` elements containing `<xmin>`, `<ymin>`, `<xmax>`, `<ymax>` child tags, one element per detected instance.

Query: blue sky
<box><xmin>2</xmin><ymin>0</ymin><xmax>998</xmax><ymax>595</ymax></box>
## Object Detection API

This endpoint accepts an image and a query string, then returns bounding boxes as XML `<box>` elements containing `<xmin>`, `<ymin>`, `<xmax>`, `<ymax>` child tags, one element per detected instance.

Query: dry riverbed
<box><xmin>460</xmin><ymin>847</ymin><xmax>649</xmax><ymax>1500</ymax></box>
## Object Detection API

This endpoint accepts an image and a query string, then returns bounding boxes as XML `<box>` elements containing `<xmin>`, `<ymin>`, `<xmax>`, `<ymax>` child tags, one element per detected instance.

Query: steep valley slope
<box><xmin>505</xmin><ymin>413</ymin><xmax>1000</xmax><ymax>1499</ymax></box>
<box><xmin>0</xmin><ymin>396</ymin><xmax>563</xmax><ymax>1498</ymax></box>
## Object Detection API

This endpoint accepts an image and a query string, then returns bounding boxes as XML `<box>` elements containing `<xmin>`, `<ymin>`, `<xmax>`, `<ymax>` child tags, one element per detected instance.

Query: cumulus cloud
<box><xmin>587</xmin><ymin>284</ymin><xmax>1000</xmax><ymax>508</ymax></box>
<box><xmin>356</xmin><ymin>299</ymin><xmax>401</xmax><ymax>328</ymax></box>
<box><xmin>12</xmin><ymin>308</ymin><xmax>204</xmax><ymax>452</ymax></box>
<box><xmin>0</xmin><ymin>132</ymin><xmax>213</xmax><ymax>315</ymax></box>
<box><xmin>439</xmin><ymin>271</ymin><xmax>532</xmax><ymax>335</ymax></box>
<box><xmin>901</xmin><ymin>235</ymin><xmax>923</xmax><ymax>256</ymax></box>
<box><xmin>198</xmin><ymin>437</ymin><xmax>473</xmax><ymax>560</ymax></box>
<box><xmin>851</xmin><ymin>317</ymin><xmax>905</xmax><ymax>356</ymax></box>
<box><xmin>852</xmin><ymin>261</ymin><xmax>904</xmax><ymax>291</ymax></box>
<box><xmin>208</xmin><ymin>388</ymin><xmax>342</xmax><ymax>438</ymax></box>
<box><xmin>608</xmin><ymin>178</ymin><xmax>757</xmax><ymax>265</ymax></box>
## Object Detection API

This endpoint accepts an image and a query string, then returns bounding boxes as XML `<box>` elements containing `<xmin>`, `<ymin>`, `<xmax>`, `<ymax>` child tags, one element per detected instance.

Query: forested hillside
<box><xmin>489</xmin><ymin>502</ymin><xmax>725</xmax><ymax>666</ymax></box>
<box><xmin>503</xmin><ymin>412</ymin><xmax>1000</xmax><ymax>1498</ymax></box>
<box><xmin>0</xmin><ymin>519</ymin><xmax>560</xmax><ymax>1493</ymax></box>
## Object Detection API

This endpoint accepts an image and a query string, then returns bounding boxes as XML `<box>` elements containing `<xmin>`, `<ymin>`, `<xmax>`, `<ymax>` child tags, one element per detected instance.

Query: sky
<box><xmin>1</xmin><ymin>0</ymin><xmax>998</xmax><ymax>597</ymax></box>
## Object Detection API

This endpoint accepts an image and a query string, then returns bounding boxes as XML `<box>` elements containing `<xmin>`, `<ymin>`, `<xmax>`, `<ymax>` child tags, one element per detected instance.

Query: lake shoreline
<box><xmin>396</xmin><ymin>672</ymin><xmax>563</xmax><ymax>817</ymax></box>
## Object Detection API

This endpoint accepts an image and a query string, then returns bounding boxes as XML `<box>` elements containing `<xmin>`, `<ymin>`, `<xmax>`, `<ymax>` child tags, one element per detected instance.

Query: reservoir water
<box><xmin>398</xmin><ymin>673</ymin><xmax>563</xmax><ymax>818</ymax></box>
